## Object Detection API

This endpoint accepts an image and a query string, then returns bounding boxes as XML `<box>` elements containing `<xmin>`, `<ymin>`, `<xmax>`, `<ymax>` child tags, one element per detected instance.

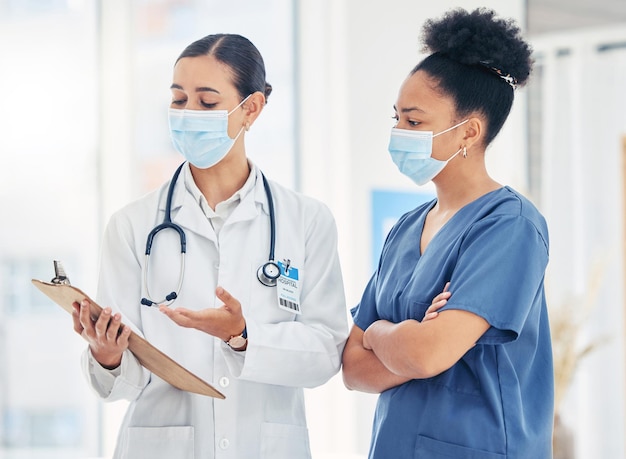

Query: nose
<box><xmin>182</xmin><ymin>100</ymin><xmax>203</xmax><ymax>110</ymax></box>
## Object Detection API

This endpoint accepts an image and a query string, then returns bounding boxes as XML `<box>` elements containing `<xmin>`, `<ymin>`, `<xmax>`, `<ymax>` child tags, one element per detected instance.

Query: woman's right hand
<box><xmin>72</xmin><ymin>300</ymin><xmax>131</xmax><ymax>369</ymax></box>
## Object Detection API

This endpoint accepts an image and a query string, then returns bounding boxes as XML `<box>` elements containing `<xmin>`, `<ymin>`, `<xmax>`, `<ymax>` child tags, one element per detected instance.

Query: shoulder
<box><xmin>495</xmin><ymin>187</ymin><xmax>546</xmax><ymax>223</ymax></box>
<box><xmin>494</xmin><ymin>186</ymin><xmax>548</xmax><ymax>240</ymax></box>
<box><xmin>468</xmin><ymin>187</ymin><xmax>549</xmax><ymax>252</ymax></box>
<box><xmin>105</xmin><ymin>186</ymin><xmax>164</xmax><ymax>233</ymax></box>
<box><xmin>267</xmin><ymin>179</ymin><xmax>335</xmax><ymax>222</ymax></box>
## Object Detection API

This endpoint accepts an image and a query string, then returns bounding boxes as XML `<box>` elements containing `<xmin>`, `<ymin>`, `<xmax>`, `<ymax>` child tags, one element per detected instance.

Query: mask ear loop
<box><xmin>229</xmin><ymin>94</ymin><xmax>254</xmax><ymax>135</ymax></box>
<box><xmin>227</xmin><ymin>94</ymin><xmax>252</xmax><ymax>115</ymax></box>
<box><xmin>433</xmin><ymin>119</ymin><xmax>469</xmax><ymax>138</ymax></box>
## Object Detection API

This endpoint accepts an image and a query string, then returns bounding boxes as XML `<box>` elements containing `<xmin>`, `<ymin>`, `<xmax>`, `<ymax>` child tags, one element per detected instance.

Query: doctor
<box><xmin>71</xmin><ymin>33</ymin><xmax>348</xmax><ymax>459</ymax></box>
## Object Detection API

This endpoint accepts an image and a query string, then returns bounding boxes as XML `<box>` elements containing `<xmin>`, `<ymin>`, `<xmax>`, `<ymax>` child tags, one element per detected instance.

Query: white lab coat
<box><xmin>81</xmin><ymin>163</ymin><xmax>348</xmax><ymax>459</ymax></box>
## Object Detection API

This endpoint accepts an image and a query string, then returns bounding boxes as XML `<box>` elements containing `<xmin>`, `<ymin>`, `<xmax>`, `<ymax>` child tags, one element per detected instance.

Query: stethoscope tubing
<box><xmin>141</xmin><ymin>162</ymin><xmax>279</xmax><ymax>307</ymax></box>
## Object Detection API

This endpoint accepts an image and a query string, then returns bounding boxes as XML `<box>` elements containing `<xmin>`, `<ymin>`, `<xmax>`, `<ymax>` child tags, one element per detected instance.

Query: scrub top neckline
<box><xmin>419</xmin><ymin>186</ymin><xmax>507</xmax><ymax>256</ymax></box>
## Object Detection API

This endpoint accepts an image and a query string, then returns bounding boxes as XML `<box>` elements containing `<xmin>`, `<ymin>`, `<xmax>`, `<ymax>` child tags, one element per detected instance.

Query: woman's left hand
<box><xmin>423</xmin><ymin>282</ymin><xmax>451</xmax><ymax>322</ymax></box>
<box><xmin>159</xmin><ymin>286</ymin><xmax>246</xmax><ymax>341</ymax></box>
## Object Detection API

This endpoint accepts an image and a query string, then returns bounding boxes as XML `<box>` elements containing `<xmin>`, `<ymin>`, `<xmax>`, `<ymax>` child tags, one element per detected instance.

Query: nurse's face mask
<box><xmin>168</xmin><ymin>95</ymin><xmax>250</xmax><ymax>169</ymax></box>
<box><xmin>388</xmin><ymin>119</ymin><xmax>468</xmax><ymax>186</ymax></box>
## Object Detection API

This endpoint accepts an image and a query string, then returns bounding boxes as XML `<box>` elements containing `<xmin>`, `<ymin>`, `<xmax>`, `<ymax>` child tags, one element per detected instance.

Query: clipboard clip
<box><xmin>51</xmin><ymin>260</ymin><xmax>71</xmax><ymax>285</ymax></box>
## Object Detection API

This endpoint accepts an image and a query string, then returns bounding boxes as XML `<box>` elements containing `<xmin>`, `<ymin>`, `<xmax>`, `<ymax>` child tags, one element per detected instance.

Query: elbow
<box><xmin>341</xmin><ymin>364</ymin><xmax>379</xmax><ymax>394</ymax></box>
<box><xmin>341</xmin><ymin>364</ymin><xmax>358</xmax><ymax>391</ymax></box>
<box><xmin>340</xmin><ymin>355</ymin><xmax>356</xmax><ymax>390</ymax></box>
<box><xmin>340</xmin><ymin>353</ymin><xmax>372</xmax><ymax>392</ymax></box>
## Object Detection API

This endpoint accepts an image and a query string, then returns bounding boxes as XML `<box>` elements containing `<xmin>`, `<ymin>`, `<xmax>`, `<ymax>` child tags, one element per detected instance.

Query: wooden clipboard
<box><xmin>32</xmin><ymin>279</ymin><xmax>225</xmax><ymax>399</ymax></box>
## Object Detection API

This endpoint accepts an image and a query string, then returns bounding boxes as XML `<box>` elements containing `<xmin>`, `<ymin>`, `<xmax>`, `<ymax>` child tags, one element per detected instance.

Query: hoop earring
<box><xmin>462</xmin><ymin>146</ymin><xmax>467</xmax><ymax>159</ymax></box>
<box><xmin>245</xmin><ymin>122</ymin><xmax>251</xmax><ymax>132</ymax></box>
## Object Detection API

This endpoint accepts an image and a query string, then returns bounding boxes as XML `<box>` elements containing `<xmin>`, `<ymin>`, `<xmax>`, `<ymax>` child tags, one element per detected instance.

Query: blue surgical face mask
<box><xmin>168</xmin><ymin>95</ymin><xmax>250</xmax><ymax>169</ymax></box>
<box><xmin>388</xmin><ymin>119</ymin><xmax>469</xmax><ymax>186</ymax></box>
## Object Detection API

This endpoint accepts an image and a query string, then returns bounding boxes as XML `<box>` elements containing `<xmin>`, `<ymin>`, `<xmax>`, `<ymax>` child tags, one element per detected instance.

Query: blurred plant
<box><xmin>549</xmin><ymin>259</ymin><xmax>610</xmax><ymax>411</ymax></box>
<box><xmin>548</xmin><ymin>257</ymin><xmax>611</xmax><ymax>459</ymax></box>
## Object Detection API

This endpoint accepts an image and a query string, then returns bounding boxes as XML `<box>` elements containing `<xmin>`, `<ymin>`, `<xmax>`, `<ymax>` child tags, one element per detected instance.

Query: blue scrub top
<box><xmin>352</xmin><ymin>186</ymin><xmax>553</xmax><ymax>459</ymax></box>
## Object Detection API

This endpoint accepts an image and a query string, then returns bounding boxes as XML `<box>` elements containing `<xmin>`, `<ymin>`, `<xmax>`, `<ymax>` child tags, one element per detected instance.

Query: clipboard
<box><xmin>32</xmin><ymin>279</ymin><xmax>225</xmax><ymax>399</ymax></box>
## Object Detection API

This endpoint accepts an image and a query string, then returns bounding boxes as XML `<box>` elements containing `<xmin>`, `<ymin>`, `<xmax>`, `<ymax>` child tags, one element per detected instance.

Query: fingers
<box><xmin>116</xmin><ymin>323</ymin><xmax>131</xmax><ymax>348</ymax></box>
<box><xmin>72</xmin><ymin>302</ymin><xmax>83</xmax><ymax>334</ymax></box>
<box><xmin>105</xmin><ymin>313</ymin><xmax>123</xmax><ymax>341</ymax></box>
<box><xmin>94</xmin><ymin>307</ymin><xmax>113</xmax><ymax>339</ymax></box>
<box><xmin>422</xmin><ymin>303</ymin><xmax>442</xmax><ymax>322</ymax></box>
<box><xmin>423</xmin><ymin>282</ymin><xmax>452</xmax><ymax>322</ymax></box>
<box><xmin>432</xmin><ymin>289</ymin><xmax>452</xmax><ymax>304</ymax></box>
<box><xmin>423</xmin><ymin>310</ymin><xmax>440</xmax><ymax>322</ymax></box>
<box><xmin>78</xmin><ymin>300</ymin><xmax>130</xmax><ymax>346</ymax></box>
<box><xmin>159</xmin><ymin>306</ymin><xmax>195</xmax><ymax>328</ymax></box>
<box><xmin>78</xmin><ymin>300</ymin><xmax>95</xmax><ymax>336</ymax></box>
<box><xmin>74</xmin><ymin>300</ymin><xmax>128</xmax><ymax>369</ymax></box>
<box><xmin>216</xmin><ymin>286</ymin><xmax>241</xmax><ymax>314</ymax></box>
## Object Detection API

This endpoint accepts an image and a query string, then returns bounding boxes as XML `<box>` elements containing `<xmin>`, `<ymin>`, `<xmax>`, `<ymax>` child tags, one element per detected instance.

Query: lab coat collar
<box><xmin>238</xmin><ymin>161</ymin><xmax>272</xmax><ymax>221</ymax></box>
<box><xmin>157</xmin><ymin>161</ymin><xmax>270</xmax><ymax>241</ymax></box>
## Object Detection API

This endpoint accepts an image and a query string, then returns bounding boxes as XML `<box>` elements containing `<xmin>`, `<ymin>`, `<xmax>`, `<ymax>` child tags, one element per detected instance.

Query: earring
<box><xmin>462</xmin><ymin>146</ymin><xmax>467</xmax><ymax>158</ymax></box>
<box><xmin>245</xmin><ymin>122</ymin><xmax>250</xmax><ymax>132</ymax></box>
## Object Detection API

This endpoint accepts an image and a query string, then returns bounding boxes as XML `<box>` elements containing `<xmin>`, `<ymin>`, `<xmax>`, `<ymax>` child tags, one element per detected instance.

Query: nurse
<box><xmin>71</xmin><ymin>33</ymin><xmax>348</xmax><ymax>459</ymax></box>
<box><xmin>342</xmin><ymin>8</ymin><xmax>553</xmax><ymax>459</ymax></box>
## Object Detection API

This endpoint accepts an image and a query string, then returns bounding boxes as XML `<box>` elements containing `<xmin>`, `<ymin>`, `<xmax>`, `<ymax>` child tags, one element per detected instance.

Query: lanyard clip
<box><xmin>282</xmin><ymin>258</ymin><xmax>291</xmax><ymax>275</ymax></box>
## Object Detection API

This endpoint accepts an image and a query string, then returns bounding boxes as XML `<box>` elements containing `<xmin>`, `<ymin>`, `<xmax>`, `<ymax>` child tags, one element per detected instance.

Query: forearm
<box><xmin>365</xmin><ymin>319</ymin><xmax>435</xmax><ymax>379</ymax></box>
<box><xmin>342</xmin><ymin>344</ymin><xmax>410</xmax><ymax>393</ymax></box>
<box><xmin>341</xmin><ymin>325</ymin><xmax>410</xmax><ymax>393</ymax></box>
<box><xmin>225</xmin><ymin>319</ymin><xmax>345</xmax><ymax>388</ymax></box>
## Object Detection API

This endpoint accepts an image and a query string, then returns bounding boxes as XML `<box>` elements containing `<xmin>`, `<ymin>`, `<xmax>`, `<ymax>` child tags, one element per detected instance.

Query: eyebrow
<box><xmin>170</xmin><ymin>83</ymin><xmax>221</xmax><ymax>94</ymax></box>
<box><xmin>393</xmin><ymin>104</ymin><xmax>426</xmax><ymax>114</ymax></box>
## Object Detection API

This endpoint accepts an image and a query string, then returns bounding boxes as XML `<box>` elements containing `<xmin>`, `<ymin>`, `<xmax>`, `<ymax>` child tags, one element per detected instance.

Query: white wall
<box><xmin>296</xmin><ymin>1</ymin><xmax>527</xmax><ymax>457</ymax></box>
<box><xmin>0</xmin><ymin>4</ymin><xmax>102</xmax><ymax>458</ymax></box>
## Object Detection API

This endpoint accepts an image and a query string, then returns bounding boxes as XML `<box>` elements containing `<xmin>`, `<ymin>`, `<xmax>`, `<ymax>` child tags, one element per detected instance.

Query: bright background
<box><xmin>1</xmin><ymin>1</ymin><xmax>625</xmax><ymax>458</ymax></box>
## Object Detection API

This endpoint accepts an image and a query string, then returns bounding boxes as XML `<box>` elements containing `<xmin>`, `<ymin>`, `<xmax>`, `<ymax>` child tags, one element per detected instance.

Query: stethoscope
<box><xmin>140</xmin><ymin>162</ymin><xmax>280</xmax><ymax>307</ymax></box>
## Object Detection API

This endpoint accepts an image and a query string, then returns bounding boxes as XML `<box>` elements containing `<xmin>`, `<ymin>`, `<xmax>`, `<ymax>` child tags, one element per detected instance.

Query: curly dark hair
<box><xmin>412</xmin><ymin>8</ymin><xmax>533</xmax><ymax>145</ymax></box>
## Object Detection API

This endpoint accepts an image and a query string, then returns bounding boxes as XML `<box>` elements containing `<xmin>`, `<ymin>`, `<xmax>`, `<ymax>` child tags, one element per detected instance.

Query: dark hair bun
<box><xmin>264</xmin><ymin>82</ymin><xmax>273</xmax><ymax>102</ymax></box>
<box><xmin>421</xmin><ymin>7</ymin><xmax>533</xmax><ymax>86</ymax></box>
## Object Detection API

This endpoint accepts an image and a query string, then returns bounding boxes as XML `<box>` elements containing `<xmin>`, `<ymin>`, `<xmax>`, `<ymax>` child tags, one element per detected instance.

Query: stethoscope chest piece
<box><xmin>257</xmin><ymin>261</ymin><xmax>281</xmax><ymax>287</ymax></box>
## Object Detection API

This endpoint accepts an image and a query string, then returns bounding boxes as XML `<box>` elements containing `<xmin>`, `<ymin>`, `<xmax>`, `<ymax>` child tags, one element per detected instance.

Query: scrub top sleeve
<box><xmin>351</xmin><ymin>273</ymin><xmax>381</xmax><ymax>331</ymax></box>
<box><xmin>443</xmin><ymin>215</ymin><xmax>548</xmax><ymax>344</ymax></box>
<box><xmin>351</xmin><ymin>211</ymin><xmax>412</xmax><ymax>331</ymax></box>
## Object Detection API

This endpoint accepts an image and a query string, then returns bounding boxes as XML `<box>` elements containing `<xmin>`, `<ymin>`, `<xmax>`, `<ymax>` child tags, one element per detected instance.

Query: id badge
<box><xmin>277</xmin><ymin>260</ymin><xmax>301</xmax><ymax>314</ymax></box>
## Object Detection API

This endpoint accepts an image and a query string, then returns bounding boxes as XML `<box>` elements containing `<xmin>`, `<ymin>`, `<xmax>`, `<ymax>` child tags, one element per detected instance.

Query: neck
<box><xmin>190</xmin><ymin>152</ymin><xmax>250</xmax><ymax>209</ymax></box>
<box><xmin>432</xmin><ymin>156</ymin><xmax>501</xmax><ymax>212</ymax></box>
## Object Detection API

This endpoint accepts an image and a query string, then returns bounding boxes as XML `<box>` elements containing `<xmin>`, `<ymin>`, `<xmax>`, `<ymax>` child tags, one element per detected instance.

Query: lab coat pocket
<box><xmin>260</xmin><ymin>422</ymin><xmax>311</xmax><ymax>459</ymax></box>
<box><xmin>125</xmin><ymin>425</ymin><xmax>194</xmax><ymax>459</ymax></box>
<box><xmin>415</xmin><ymin>435</ymin><xmax>505</xmax><ymax>459</ymax></box>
